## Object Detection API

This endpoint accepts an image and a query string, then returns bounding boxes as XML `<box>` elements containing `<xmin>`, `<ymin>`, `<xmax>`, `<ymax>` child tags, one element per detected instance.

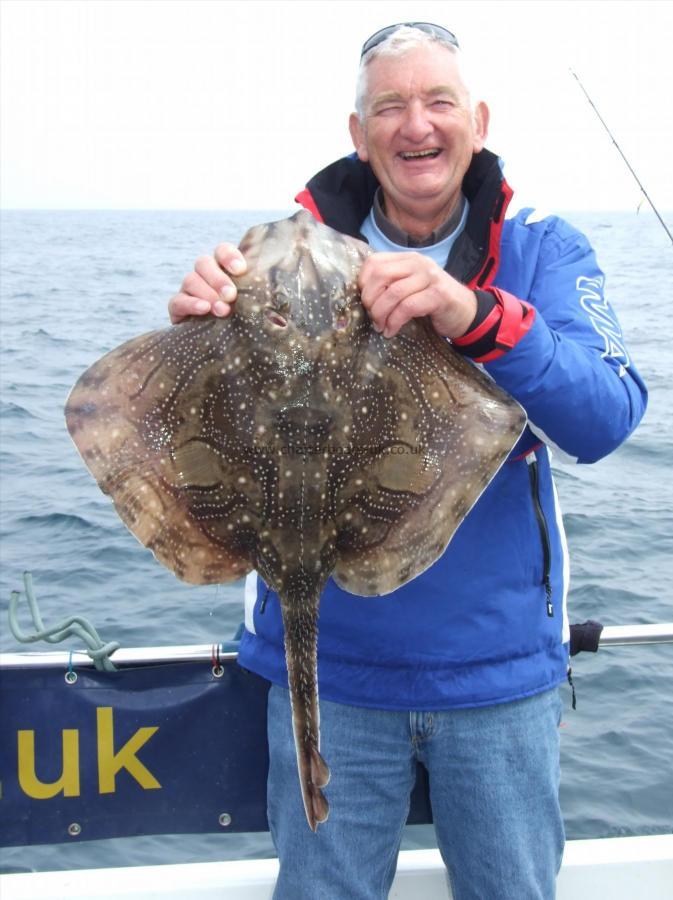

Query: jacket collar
<box><xmin>295</xmin><ymin>148</ymin><xmax>513</xmax><ymax>289</ymax></box>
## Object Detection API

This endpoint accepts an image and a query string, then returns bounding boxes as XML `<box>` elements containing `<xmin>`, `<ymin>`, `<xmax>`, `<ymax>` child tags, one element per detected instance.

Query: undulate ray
<box><xmin>65</xmin><ymin>210</ymin><xmax>527</xmax><ymax>831</ymax></box>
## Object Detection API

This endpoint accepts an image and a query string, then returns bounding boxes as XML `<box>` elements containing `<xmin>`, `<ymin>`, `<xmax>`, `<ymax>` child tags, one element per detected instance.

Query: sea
<box><xmin>1</xmin><ymin>208</ymin><xmax>672</xmax><ymax>874</ymax></box>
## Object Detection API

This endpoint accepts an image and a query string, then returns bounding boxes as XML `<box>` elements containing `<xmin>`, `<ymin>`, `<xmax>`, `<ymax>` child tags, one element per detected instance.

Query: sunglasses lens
<box><xmin>361</xmin><ymin>23</ymin><xmax>458</xmax><ymax>58</ymax></box>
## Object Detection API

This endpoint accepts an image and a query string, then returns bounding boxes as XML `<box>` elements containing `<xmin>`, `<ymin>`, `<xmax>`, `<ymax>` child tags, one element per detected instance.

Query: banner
<box><xmin>0</xmin><ymin>657</ymin><xmax>270</xmax><ymax>847</ymax></box>
<box><xmin>0</xmin><ymin>654</ymin><xmax>432</xmax><ymax>847</ymax></box>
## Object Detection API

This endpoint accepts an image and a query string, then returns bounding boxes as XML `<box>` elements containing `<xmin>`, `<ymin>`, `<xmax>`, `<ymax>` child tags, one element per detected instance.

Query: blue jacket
<box><xmin>238</xmin><ymin>150</ymin><xmax>647</xmax><ymax>710</ymax></box>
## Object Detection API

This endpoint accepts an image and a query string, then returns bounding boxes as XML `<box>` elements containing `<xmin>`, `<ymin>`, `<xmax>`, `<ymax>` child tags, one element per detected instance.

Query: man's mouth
<box><xmin>399</xmin><ymin>149</ymin><xmax>442</xmax><ymax>160</ymax></box>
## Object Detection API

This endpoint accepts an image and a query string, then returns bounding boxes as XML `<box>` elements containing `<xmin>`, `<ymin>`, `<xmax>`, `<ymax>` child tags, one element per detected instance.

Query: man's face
<box><xmin>349</xmin><ymin>43</ymin><xmax>489</xmax><ymax>234</ymax></box>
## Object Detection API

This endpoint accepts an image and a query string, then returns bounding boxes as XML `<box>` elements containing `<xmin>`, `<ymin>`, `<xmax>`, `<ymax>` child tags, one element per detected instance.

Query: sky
<box><xmin>1</xmin><ymin>0</ymin><xmax>672</xmax><ymax>212</ymax></box>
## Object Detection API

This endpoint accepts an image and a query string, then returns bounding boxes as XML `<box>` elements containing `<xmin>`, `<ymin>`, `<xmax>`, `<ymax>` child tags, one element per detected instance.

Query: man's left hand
<box><xmin>358</xmin><ymin>252</ymin><xmax>477</xmax><ymax>339</ymax></box>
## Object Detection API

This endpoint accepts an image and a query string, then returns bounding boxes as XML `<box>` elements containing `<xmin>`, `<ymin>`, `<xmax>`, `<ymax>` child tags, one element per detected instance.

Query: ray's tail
<box><xmin>279</xmin><ymin>569</ymin><xmax>331</xmax><ymax>831</ymax></box>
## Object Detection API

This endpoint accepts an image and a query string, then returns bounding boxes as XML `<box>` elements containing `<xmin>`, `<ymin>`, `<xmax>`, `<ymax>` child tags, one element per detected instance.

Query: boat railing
<box><xmin>2</xmin><ymin>622</ymin><xmax>672</xmax><ymax>669</ymax></box>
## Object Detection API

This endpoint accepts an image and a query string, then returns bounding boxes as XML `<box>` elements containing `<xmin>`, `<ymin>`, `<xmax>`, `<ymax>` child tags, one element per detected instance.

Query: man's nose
<box><xmin>399</xmin><ymin>101</ymin><xmax>433</xmax><ymax>140</ymax></box>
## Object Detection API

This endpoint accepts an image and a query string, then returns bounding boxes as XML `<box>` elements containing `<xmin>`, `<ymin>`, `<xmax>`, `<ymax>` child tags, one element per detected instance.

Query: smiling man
<box><xmin>350</xmin><ymin>39</ymin><xmax>485</xmax><ymax>236</ymax></box>
<box><xmin>169</xmin><ymin>23</ymin><xmax>646</xmax><ymax>900</ymax></box>
<box><xmin>347</xmin><ymin>38</ymin><xmax>486</xmax><ymax>342</ymax></box>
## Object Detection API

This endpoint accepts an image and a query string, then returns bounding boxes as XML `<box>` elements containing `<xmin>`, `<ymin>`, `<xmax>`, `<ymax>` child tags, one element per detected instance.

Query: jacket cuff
<box><xmin>453</xmin><ymin>288</ymin><xmax>536</xmax><ymax>362</ymax></box>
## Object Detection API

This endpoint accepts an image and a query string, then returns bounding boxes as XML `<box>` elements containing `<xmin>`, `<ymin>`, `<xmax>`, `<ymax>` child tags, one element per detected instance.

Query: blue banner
<box><xmin>0</xmin><ymin>657</ymin><xmax>271</xmax><ymax>847</ymax></box>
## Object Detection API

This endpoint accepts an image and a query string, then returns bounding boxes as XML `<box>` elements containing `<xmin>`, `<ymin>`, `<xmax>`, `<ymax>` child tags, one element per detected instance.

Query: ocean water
<box><xmin>0</xmin><ymin>208</ymin><xmax>672</xmax><ymax>873</ymax></box>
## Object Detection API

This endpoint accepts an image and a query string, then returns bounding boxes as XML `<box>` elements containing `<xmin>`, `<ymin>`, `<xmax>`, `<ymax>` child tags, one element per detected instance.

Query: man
<box><xmin>169</xmin><ymin>24</ymin><xmax>647</xmax><ymax>900</ymax></box>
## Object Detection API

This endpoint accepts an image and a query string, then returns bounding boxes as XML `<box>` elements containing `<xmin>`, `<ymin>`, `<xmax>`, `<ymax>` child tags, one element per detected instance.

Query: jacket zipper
<box><xmin>259</xmin><ymin>586</ymin><xmax>271</xmax><ymax>615</ymax></box>
<box><xmin>526</xmin><ymin>452</ymin><xmax>554</xmax><ymax>617</ymax></box>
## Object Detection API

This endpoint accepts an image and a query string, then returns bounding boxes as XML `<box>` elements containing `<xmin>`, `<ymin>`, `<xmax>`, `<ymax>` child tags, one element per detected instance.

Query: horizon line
<box><xmin>2</xmin><ymin>206</ymin><xmax>670</xmax><ymax>215</ymax></box>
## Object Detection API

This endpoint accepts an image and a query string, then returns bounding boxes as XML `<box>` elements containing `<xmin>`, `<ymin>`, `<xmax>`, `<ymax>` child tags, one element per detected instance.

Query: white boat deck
<box><xmin>2</xmin><ymin>835</ymin><xmax>672</xmax><ymax>899</ymax></box>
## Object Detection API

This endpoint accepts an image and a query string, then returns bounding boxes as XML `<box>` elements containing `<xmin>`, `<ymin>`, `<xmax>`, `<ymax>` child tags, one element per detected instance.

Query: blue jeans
<box><xmin>267</xmin><ymin>685</ymin><xmax>564</xmax><ymax>900</ymax></box>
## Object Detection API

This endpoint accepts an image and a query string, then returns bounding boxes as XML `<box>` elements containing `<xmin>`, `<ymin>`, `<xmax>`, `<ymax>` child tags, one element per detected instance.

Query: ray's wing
<box><xmin>332</xmin><ymin>322</ymin><xmax>527</xmax><ymax>596</ymax></box>
<box><xmin>65</xmin><ymin>318</ymin><xmax>263</xmax><ymax>586</ymax></box>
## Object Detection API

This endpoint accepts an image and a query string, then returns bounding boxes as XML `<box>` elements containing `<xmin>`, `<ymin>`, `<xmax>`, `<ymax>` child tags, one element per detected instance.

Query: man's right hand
<box><xmin>168</xmin><ymin>243</ymin><xmax>248</xmax><ymax>324</ymax></box>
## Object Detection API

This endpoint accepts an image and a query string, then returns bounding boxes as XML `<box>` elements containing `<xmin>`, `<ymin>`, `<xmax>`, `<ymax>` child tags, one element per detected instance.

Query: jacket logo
<box><xmin>576</xmin><ymin>276</ymin><xmax>630</xmax><ymax>373</ymax></box>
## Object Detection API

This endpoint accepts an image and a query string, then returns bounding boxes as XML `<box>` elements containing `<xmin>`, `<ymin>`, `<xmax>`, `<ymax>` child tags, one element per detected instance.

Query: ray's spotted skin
<box><xmin>65</xmin><ymin>211</ymin><xmax>527</xmax><ymax>831</ymax></box>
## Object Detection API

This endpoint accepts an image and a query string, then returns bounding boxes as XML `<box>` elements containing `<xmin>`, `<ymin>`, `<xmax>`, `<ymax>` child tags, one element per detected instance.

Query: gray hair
<box><xmin>354</xmin><ymin>26</ymin><xmax>471</xmax><ymax>120</ymax></box>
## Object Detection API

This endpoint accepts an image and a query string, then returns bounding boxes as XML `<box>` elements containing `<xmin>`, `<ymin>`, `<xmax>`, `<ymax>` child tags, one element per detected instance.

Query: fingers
<box><xmin>184</xmin><ymin>268</ymin><xmax>222</xmax><ymax>305</ymax></box>
<box><xmin>358</xmin><ymin>252</ymin><xmax>475</xmax><ymax>339</ymax></box>
<box><xmin>359</xmin><ymin>253</ymin><xmax>435</xmax><ymax>338</ymax></box>
<box><xmin>214</xmin><ymin>243</ymin><xmax>247</xmax><ymax>278</ymax></box>
<box><xmin>195</xmin><ymin>252</ymin><xmax>240</xmax><ymax>302</ymax></box>
<box><xmin>168</xmin><ymin>292</ymin><xmax>231</xmax><ymax>325</ymax></box>
<box><xmin>377</xmin><ymin>288</ymin><xmax>436</xmax><ymax>338</ymax></box>
<box><xmin>168</xmin><ymin>242</ymin><xmax>248</xmax><ymax>324</ymax></box>
<box><xmin>358</xmin><ymin>253</ymin><xmax>414</xmax><ymax>303</ymax></box>
<box><xmin>168</xmin><ymin>264</ymin><xmax>232</xmax><ymax>324</ymax></box>
<box><xmin>368</xmin><ymin>275</ymin><xmax>429</xmax><ymax>337</ymax></box>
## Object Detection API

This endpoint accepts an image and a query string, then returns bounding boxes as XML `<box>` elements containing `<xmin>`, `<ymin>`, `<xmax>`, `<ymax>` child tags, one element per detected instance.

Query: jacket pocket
<box><xmin>526</xmin><ymin>452</ymin><xmax>554</xmax><ymax>617</ymax></box>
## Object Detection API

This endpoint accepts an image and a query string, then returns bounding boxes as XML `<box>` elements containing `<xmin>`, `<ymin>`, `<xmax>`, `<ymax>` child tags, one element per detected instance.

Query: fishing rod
<box><xmin>570</xmin><ymin>68</ymin><xmax>673</xmax><ymax>247</ymax></box>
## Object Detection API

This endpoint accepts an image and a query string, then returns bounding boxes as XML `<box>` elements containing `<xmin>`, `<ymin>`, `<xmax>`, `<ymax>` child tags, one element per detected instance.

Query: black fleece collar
<box><xmin>298</xmin><ymin>148</ymin><xmax>511</xmax><ymax>287</ymax></box>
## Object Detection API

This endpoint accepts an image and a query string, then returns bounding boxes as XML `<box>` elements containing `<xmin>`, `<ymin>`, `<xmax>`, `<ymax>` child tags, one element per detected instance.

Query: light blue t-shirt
<box><xmin>359</xmin><ymin>198</ymin><xmax>470</xmax><ymax>266</ymax></box>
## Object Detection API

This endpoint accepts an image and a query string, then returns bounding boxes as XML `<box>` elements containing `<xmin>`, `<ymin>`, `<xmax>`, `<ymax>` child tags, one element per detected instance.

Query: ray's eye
<box><xmin>332</xmin><ymin>290</ymin><xmax>350</xmax><ymax>330</ymax></box>
<box><xmin>273</xmin><ymin>285</ymin><xmax>291</xmax><ymax>310</ymax></box>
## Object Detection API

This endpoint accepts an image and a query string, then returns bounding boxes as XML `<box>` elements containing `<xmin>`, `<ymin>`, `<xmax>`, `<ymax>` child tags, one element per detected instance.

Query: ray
<box><xmin>65</xmin><ymin>210</ymin><xmax>527</xmax><ymax>831</ymax></box>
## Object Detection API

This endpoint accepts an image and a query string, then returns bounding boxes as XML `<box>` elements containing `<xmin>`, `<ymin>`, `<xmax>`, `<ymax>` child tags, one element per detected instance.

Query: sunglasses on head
<box><xmin>360</xmin><ymin>23</ymin><xmax>459</xmax><ymax>59</ymax></box>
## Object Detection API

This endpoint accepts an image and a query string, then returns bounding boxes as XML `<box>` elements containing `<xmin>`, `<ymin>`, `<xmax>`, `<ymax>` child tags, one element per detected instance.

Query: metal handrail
<box><xmin>0</xmin><ymin>623</ymin><xmax>671</xmax><ymax>670</ymax></box>
<box><xmin>599</xmin><ymin>624</ymin><xmax>673</xmax><ymax>646</ymax></box>
<box><xmin>0</xmin><ymin>643</ymin><xmax>240</xmax><ymax>669</ymax></box>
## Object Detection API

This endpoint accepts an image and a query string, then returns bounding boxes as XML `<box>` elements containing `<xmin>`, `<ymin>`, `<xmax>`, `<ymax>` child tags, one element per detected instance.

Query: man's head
<box><xmin>349</xmin><ymin>24</ymin><xmax>489</xmax><ymax>237</ymax></box>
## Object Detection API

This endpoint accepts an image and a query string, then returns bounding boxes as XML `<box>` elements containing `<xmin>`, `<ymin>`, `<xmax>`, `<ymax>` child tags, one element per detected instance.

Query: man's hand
<box><xmin>358</xmin><ymin>252</ymin><xmax>477</xmax><ymax>339</ymax></box>
<box><xmin>168</xmin><ymin>243</ymin><xmax>248</xmax><ymax>324</ymax></box>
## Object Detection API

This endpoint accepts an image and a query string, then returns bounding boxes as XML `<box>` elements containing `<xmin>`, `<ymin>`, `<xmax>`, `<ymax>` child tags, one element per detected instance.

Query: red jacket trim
<box><xmin>466</xmin><ymin>179</ymin><xmax>514</xmax><ymax>290</ymax></box>
<box><xmin>453</xmin><ymin>302</ymin><xmax>502</xmax><ymax>347</ymax></box>
<box><xmin>496</xmin><ymin>289</ymin><xmax>535</xmax><ymax>349</ymax></box>
<box><xmin>294</xmin><ymin>189</ymin><xmax>324</xmax><ymax>223</ymax></box>
<box><xmin>454</xmin><ymin>288</ymin><xmax>536</xmax><ymax>363</ymax></box>
<box><xmin>512</xmin><ymin>442</ymin><xmax>544</xmax><ymax>461</ymax></box>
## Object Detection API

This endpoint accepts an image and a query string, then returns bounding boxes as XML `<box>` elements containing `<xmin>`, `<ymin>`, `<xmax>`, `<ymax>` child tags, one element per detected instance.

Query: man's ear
<box><xmin>472</xmin><ymin>101</ymin><xmax>489</xmax><ymax>152</ymax></box>
<box><xmin>349</xmin><ymin>113</ymin><xmax>369</xmax><ymax>162</ymax></box>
